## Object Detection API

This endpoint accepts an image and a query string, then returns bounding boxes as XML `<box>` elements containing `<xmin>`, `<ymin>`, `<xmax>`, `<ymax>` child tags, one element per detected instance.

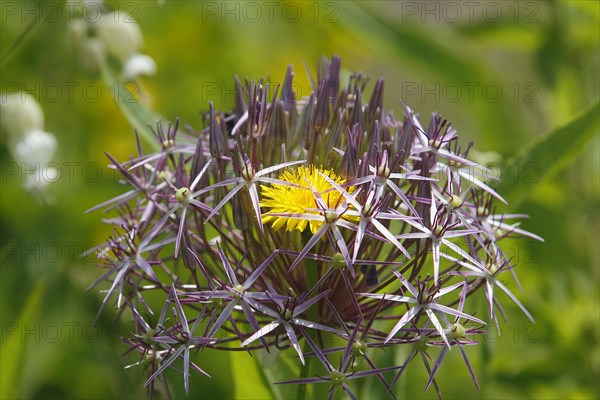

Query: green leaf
<box><xmin>496</xmin><ymin>99</ymin><xmax>600</xmax><ymax>208</ymax></box>
<box><xmin>100</xmin><ymin>62</ymin><xmax>162</xmax><ymax>151</ymax></box>
<box><xmin>0</xmin><ymin>278</ymin><xmax>47</xmax><ymax>399</ymax></box>
<box><xmin>229</xmin><ymin>350</ymin><xmax>276</xmax><ymax>400</ymax></box>
<box><xmin>336</xmin><ymin>2</ymin><xmax>525</xmax><ymax>152</ymax></box>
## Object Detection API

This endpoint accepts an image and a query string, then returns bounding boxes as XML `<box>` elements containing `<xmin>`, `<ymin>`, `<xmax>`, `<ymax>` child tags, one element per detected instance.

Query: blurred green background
<box><xmin>1</xmin><ymin>1</ymin><xmax>598</xmax><ymax>399</ymax></box>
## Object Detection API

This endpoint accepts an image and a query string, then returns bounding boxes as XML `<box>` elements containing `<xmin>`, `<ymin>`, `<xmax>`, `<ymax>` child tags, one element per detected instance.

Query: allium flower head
<box><xmin>88</xmin><ymin>56</ymin><xmax>542</xmax><ymax>398</ymax></box>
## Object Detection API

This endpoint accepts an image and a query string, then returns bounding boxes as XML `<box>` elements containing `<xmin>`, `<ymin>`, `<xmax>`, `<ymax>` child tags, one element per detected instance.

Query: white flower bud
<box><xmin>14</xmin><ymin>129</ymin><xmax>57</xmax><ymax>167</ymax></box>
<box><xmin>123</xmin><ymin>53</ymin><xmax>157</xmax><ymax>80</ymax></box>
<box><xmin>0</xmin><ymin>92</ymin><xmax>44</xmax><ymax>140</ymax></box>
<box><xmin>96</xmin><ymin>11</ymin><xmax>143</xmax><ymax>62</ymax></box>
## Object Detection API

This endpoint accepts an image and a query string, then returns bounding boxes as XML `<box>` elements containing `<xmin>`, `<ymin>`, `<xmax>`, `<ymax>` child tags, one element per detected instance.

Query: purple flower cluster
<box><xmin>88</xmin><ymin>56</ymin><xmax>542</xmax><ymax>398</ymax></box>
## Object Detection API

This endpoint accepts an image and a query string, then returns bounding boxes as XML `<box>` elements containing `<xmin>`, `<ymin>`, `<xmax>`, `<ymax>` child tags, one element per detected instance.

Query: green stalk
<box><xmin>100</xmin><ymin>62</ymin><xmax>162</xmax><ymax>151</ymax></box>
<box><xmin>296</xmin><ymin>230</ymin><xmax>318</xmax><ymax>400</ymax></box>
<box><xmin>253</xmin><ymin>352</ymin><xmax>284</xmax><ymax>400</ymax></box>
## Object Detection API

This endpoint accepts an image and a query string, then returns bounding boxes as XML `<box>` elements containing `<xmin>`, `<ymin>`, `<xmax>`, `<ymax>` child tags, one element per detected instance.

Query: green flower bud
<box><xmin>283</xmin><ymin>308</ymin><xmax>294</xmax><ymax>320</ymax></box>
<box><xmin>331</xmin><ymin>252</ymin><xmax>346</xmax><ymax>268</ymax></box>
<box><xmin>176</xmin><ymin>187</ymin><xmax>192</xmax><ymax>204</ymax></box>
<box><xmin>413</xmin><ymin>335</ymin><xmax>429</xmax><ymax>352</ymax></box>
<box><xmin>233</xmin><ymin>284</ymin><xmax>244</xmax><ymax>298</ymax></box>
<box><xmin>352</xmin><ymin>340</ymin><xmax>367</xmax><ymax>357</ymax></box>
<box><xmin>330</xmin><ymin>370</ymin><xmax>345</xmax><ymax>386</ymax></box>
<box><xmin>448</xmin><ymin>195</ymin><xmax>462</xmax><ymax>209</ymax></box>
<box><xmin>446</xmin><ymin>322</ymin><xmax>466</xmax><ymax>339</ymax></box>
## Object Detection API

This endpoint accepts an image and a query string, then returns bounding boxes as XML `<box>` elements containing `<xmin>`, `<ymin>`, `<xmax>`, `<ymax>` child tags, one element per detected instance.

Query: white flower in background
<box><xmin>71</xmin><ymin>7</ymin><xmax>157</xmax><ymax>80</ymax></box>
<box><xmin>96</xmin><ymin>10</ymin><xmax>143</xmax><ymax>62</ymax></box>
<box><xmin>0</xmin><ymin>92</ymin><xmax>44</xmax><ymax>142</ymax></box>
<box><xmin>14</xmin><ymin>129</ymin><xmax>57</xmax><ymax>167</ymax></box>
<box><xmin>18</xmin><ymin>129</ymin><xmax>59</xmax><ymax>194</ymax></box>
<box><xmin>0</xmin><ymin>93</ymin><xmax>58</xmax><ymax>200</ymax></box>
<box><xmin>123</xmin><ymin>53</ymin><xmax>157</xmax><ymax>80</ymax></box>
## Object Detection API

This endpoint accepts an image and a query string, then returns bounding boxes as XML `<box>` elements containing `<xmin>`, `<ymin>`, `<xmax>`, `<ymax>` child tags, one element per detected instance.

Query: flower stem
<box><xmin>296</xmin><ymin>229</ymin><xmax>319</xmax><ymax>400</ymax></box>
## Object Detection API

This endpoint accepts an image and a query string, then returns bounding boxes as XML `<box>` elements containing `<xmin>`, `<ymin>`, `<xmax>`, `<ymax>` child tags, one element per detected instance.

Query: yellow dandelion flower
<box><xmin>261</xmin><ymin>165</ymin><xmax>354</xmax><ymax>233</ymax></box>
